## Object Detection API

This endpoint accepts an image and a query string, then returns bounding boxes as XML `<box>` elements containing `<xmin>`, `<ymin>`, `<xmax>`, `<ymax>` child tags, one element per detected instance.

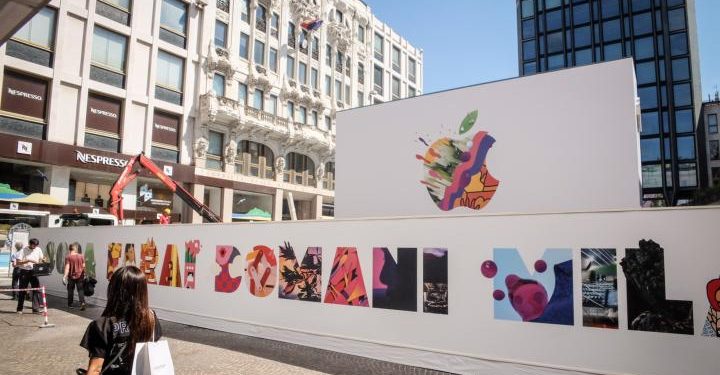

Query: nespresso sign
<box><xmin>86</xmin><ymin>94</ymin><xmax>122</xmax><ymax>134</ymax></box>
<box><xmin>1</xmin><ymin>70</ymin><xmax>48</xmax><ymax>120</ymax></box>
<box><xmin>75</xmin><ymin>150</ymin><xmax>128</xmax><ymax>168</ymax></box>
<box><xmin>152</xmin><ymin>111</ymin><xmax>180</xmax><ymax>146</ymax></box>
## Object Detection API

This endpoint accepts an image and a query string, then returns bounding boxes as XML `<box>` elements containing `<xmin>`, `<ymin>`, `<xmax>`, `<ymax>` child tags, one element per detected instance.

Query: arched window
<box><xmin>238</xmin><ymin>140</ymin><xmax>275</xmax><ymax>178</ymax></box>
<box><xmin>286</xmin><ymin>152</ymin><xmax>315</xmax><ymax>185</ymax></box>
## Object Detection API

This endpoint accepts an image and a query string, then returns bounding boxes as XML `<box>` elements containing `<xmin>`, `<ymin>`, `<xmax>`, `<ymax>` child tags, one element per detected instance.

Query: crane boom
<box><xmin>108</xmin><ymin>153</ymin><xmax>222</xmax><ymax>223</ymax></box>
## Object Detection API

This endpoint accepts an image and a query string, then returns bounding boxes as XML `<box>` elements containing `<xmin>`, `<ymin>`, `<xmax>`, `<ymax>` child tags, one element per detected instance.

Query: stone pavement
<box><xmin>0</xmin><ymin>282</ymin><xmax>453</xmax><ymax>374</ymax></box>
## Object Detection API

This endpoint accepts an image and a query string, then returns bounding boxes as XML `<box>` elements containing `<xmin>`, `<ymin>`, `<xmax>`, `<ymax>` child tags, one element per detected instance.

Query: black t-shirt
<box><xmin>80</xmin><ymin>312</ymin><xmax>162</xmax><ymax>375</ymax></box>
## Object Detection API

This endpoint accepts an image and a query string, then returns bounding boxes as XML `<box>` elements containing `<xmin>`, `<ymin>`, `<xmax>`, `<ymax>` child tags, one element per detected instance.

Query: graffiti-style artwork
<box><xmin>124</xmin><ymin>244</ymin><xmax>136</xmax><ymax>266</ymax></box>
<box><xmin>84</xmin><ymin>243</ymin><xmax>96</xmax><ymax>279</ymax></box>
<box><xmin>278</xmin><ymin>242</ymin><xmax>322</xmax><ymax>301</ymax></box>
<box><xmin>45</xmin><ymin>242</ymin><xmax>55</xmax><ymax>273</ymax></box>
<box><xmin>373</xmin><ymin>247</ymin><xmax>417</xmax><ymax>311</ymax></box>
<box><xmin>483</xmin><ymin>249</ymin><xmax>573</xmax><ymax>325</ymax></box>
<box><xmin>417</xmin><ymin>110</ymin><xmax>499</xmax><ymax>212</ymax></box>
<box><xmin>140</xmin><ymin>238</ymin><xmax>159</xmax><ymax>284</ymax></box>
<box><xmin>581</xmin><ymin>249</ymin><xmax>618</xmax><ymax>329</ymax></box>
<box><xmin>55</xmin><ymin>242</ymin><xmax>67</xmax><ymax>274</ymax></box>
<box><xmin>324</xmin><ymin>247</ymin><xmax>369</xmax><ymax>307</ymax></box>
<box><xmin>703</xmin><ymin>276</ymin><xmax>720</xmax><ymax>337</ymax></box>
<box><xmin>245</xmin><ymin>245</ymin><xmax>277</xmax><ymax>297</ymax></box>
<box><xmin>184</xmin><ymin>240</ymin><xmax>200</xmax><ymax>289</ymax></box>
<box><xmin>107</xmin><ymin>243</ymin><xmax>122</xmax><ymax>280</ymax></box>
<box><xmin>423</xmin><ymin>248</ymin><xmax>448</xmax><ymax>314</ymax></box>
<box><xmin>215</xmin><ymin>245</ymin><xmax>242</xmax><ymax>293</ymax></box>
<box><xmin>620</xmin><ymin>240</ymin><xmax>693</xmax><ymax>335</ymax></box>
<box><xmin>159</xmin><ymin>244</ymin><xmax>182</xmax><ymax>287</ymax></box>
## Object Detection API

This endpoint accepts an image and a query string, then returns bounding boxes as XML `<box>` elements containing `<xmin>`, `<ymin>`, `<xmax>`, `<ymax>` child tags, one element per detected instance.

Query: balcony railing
<box><xmin>312</xmin><ymin>46</ymin><xmax>319</xmax><ymax>60</ymax></box>
<box><xmin>322</xmin><ymin>172</ymin><xmax>335</xmax><ymax>190</ymax></box>
<box><xmin>283</xmin><ymin>170</ymin><xmax>315</xmax><ymax>187</ymax></box>
<box><xmin>217</xmin><ymin>0</ymin><xmax>230</xmax><ymax>13</ymax></box>
<box><xmin>288</xmin><ymin>32</ymin><xmax>296</xmax><ymax>48</ymax></box>
<box><xmin>235</xmin><ymin>154</ymin><xmax>274</xmax><ymax>180</ymax></box>
<box><xmin>256</xmin><ymin>18</ymin><xmax>267</xmax><ymax>33</ymax></box>
<box><xmin>335</xmin><ymin>60</ymin><xmax>343</xmax><ymax>73</ymax></box>
<box><xmin>244</xmin><ymin>106</ymin><xmax>289</xmax><ymax>127</ymax></box>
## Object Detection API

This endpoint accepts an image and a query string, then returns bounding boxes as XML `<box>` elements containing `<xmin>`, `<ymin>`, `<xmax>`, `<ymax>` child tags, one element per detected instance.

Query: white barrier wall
<box><xmin>32</xmin><ymin>207</ymin><xmax>720</xmax><ymax>375</ymax></box>
<box><xmin>335</xmin><ymin>59</ymin><xmax>642</xmax><ymax>218</ymax></box>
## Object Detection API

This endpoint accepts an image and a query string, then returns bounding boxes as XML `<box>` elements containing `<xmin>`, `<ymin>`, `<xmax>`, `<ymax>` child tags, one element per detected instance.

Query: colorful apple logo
<box><xmin>416</xmin><ymin>110</ymin><xmax>499</xmax><ymax>211</ymax></box>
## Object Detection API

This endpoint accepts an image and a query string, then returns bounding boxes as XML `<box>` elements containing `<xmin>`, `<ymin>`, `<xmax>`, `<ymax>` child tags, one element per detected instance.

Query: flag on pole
<box><xmin>301</xmin><ymin>19</ymin><xmax>323</xmax><ymax>31</ymax></box>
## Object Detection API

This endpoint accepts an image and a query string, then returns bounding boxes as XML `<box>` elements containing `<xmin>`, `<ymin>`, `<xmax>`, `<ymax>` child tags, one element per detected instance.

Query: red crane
<box><xmin>108</xmin><ymin>153</ymin><xmax>222</xmax><ymax>223</ymax></box>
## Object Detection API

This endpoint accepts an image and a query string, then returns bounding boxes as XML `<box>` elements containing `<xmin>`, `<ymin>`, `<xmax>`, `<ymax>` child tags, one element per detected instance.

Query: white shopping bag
<box><xmin>131</xmin><ymin>340</ymin><xmax>175</xmax><ymax>375</ymax></box>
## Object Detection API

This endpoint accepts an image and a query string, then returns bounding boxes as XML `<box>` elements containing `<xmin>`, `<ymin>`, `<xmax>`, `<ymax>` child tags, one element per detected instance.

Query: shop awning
<box><xmin>0</xmin><ymin>193</ymin><xmax>64</xmax><ymax>206</ymax></box>
<box><xmin>232</xmin><ymin>207</ymin><xmax>272</xmax><ymax>221</ymax></box>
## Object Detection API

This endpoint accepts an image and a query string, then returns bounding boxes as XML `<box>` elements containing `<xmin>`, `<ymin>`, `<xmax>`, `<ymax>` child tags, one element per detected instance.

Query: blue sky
<box><xmin>365</xmin><ymin>0</ymin><xmax>720</xmax><ymax>99</ymax></box>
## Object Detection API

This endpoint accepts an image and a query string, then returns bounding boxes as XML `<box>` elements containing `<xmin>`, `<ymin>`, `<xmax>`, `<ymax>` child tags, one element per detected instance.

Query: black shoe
<box><xmin>80</xmin><ymin>303</ymin><xmax>86</xmax><ymax>311</ymax></box>
<box><xmin>32</xmin><ymin>309</ymin><xmax>40</xmax><ymax>314</ymax></box>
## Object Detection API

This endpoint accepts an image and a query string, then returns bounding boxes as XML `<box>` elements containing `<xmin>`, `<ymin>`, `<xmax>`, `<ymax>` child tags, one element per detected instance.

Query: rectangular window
<box><xmin>155</xmin><ymin>50</ymin><xmax>184</xmax><ymax>104</ymax></box>
<box><xmin>299</xmin><ymin>62</ymin><xmax>307</xmax><ymax>84</ymax></box>
<box><xmin>215</xmin><ymin>20</ymin><xmax>227</xmax><ymax>47</ymax></box>
<box><xmin>254</xmin><ymin>39</ymin><xmax>265</xmax><ymax>65</ymax></box>
<box><xmin>357</xmin><ymin>25</ymin><xmax>365</xmax><ymax>43</ymax></box>
<box><xmin>679</xmin><ymin>163</ymin><xmax>697</xmax><ymax>187</ymax></box>
<box><xmin>711</xmin><ymin>140</ymin><xmax>720</xmax><ymax>161</ymax></box>
<box><xmin>392</xmin><ymin>46</ymin><xmax>401</xmax><ymax>73</ymax></box>
<box><xmin>299</xmin><ymin>106</ymin><xmax>307</xmax><ymax>124</ymax></box>
<box><xmin>310</xmin><ymin>110</ymin><xmax>318</xmax><ymax>127</ymax></box>
<box><xmin>8</xmin><ymin>7</ymin><xmax>57</xmax><ymax>67</ymax></box>
<box><xmin>255</xmin><ymin>5</ymin><xmax>267</xmax><ymax>33</ymax></box>
<box><xmin>240</xmin><ymin>0</ymin><xmax>249</xmax><ymax>23</ymax></box>
<box><xmin>238</xmin><ymin>83</ymin><xmax>247</xmax><ymax>105</ymax></box>
<box><xmin>392</xmin><ymin>77</ymin><xmax>401</xmax><ymax>100</ymax></box>
<box><xmin>408</xmin><ymin>86</ymin><xmax>416</xmax><ymax>97</ymax></box>
<box><xmin>239</xmin><ymin>33</ymin><xmax>249</xmax><ymax>59</ymax></box>
<box><xmin>312</xmin><ymin>36</ymin><xmax>320</xmax><ymax>60</ymax></box>
<box><xmin>152</xmin><ymin>111</ymin><xmax>180</xmax><ymax>162</ymax></box>
<box><xmin>374</xmin><ymin>64</ymin><xmax>384</xmax><ymax>94</ymax></box>
<box><xmin>709</xmin><ymin>114</ymin><xmax>718</xmax><ymax>134</ymax></box>
<box><xmin>271</xmin><ymin>12</ymin><xmax>279</xmax><ymax>38</ymax></box>
<box><xmin>288</xmin><ymin>22</ymin><xmax>296</xmax><ymax>48</ymax></box>
<box><xmin>357</xmin><ymin>91</ymin><xmax>364</xmax><ymax>106</ymax></box>
<box><xmin>287</xmin><ymin>101</ymin><xmax>295</xmax><ymax>121</ymax></box>
<box><xmin>311</xmin><ymin>68</ymin><xmax>318</xmax><ymax>90</ymax></box>
<box><xmin>91</xmin><ymin>27</ymin><xmax>127</xmax><ymax>87</ymax></box>
<box><xmin>0</xmin><ymin>70</ymin><xmax>49</xmax><ymax>136</ymax></box>
<box><xmin>207</xmin><ymin>130</ymin><xmax>224</xmax><ymax>170</ymax></box>
<box><xmin>286</xmin><ymin>55</ymin><xmax>295</xmax><ymax>79</ymax></box>
<box><xmin>253</xmin><ymin>89</ymin><xmax>264</xmax><ymax>110</ymax></box>
<box><xmin>325</xmin><ymin>75</ymin><xmax>331</xmax><ymax>96</ymax></box>
<box><xmin>345</xmin><ymin>84</ymin><xmax>351</xmax><ymax>105</ymax></box>
<box><xmin>408</xmin><ymin>59</ymin><xmax>416</xmax><ymax>83</ymax></box>
<box><xmin>267</xmin><ymin>95</ymin><xmax>277</xmax><ymax>115</ymax></box>
<box><xmin>213</xmin><ymin>74</ymin><xmax>225</xmax><ymax>97</ymax></box>
<box><xmin>160</xmin><ymin>0</ymin><xmax>187</xmax><ymax>47</ymax></box>
<box><xmin>374</xmin><ymin>33</ymin><xmax>384</xmax><ymax>61</ymax></box>
<box><xmin>269</xmin><ymin>47</ymin><xmax>278</xmax><ymax>72</ymax></box>
<box><xmin>335</xmin><ymin>80</ymin><xmax>342</xmax><ymax>101</ymax></box>
<box><xmin>326</xmin><ymin>43</ymin><xmax>332</xmax><ymax>66</ymax></box>
<box><xmin>358</xmin><ymin>62</ymin><xmax>365</xmax><ymax>84</ymax></box>
<box><xmin>325</xmin><ymin>116</ymin><xmax>332</xmax><ymax>131</ymax></box>
<box><xmin>96</xmin><ymin>0</ymin><xmax>131</xmax><ymax>25</ymax></box>
<box><xmin>86</xmin><ymin>93</ymin><xmax>122</xmax><ymax>135</ymax></box>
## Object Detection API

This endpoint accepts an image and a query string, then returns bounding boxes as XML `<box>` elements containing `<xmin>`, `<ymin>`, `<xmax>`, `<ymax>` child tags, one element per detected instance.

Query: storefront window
<box><xmin>136</xmin><ymin>181</ymin><xmax>175</xmax><ymax>223</ymax></box>
<box><xmin>231</xmin><ymin>191</ymin><xmax>272</xmax><ymax>222</ymax></box>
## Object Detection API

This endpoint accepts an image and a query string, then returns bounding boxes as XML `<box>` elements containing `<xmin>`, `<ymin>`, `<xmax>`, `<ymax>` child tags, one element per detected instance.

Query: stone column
<box><xmin>272</xmin><ymin>188</ymin><xmax>283</xmax><ymax>221</ymax></box>
<box><xmin>222</xmin><ymin>187</ymin><xmax>234</xmax><ymax>223</ymax></box>
<box><xmin>312</xmin><ymin>194</ymin><xmax>323</xmax><ymax>219</ymax></box>
<box><xmin>191</xmin><ymin>183</ymin><xmax>205</xmax><ymax>224</ymax></box>
<box><xmin>46</xmin><ymin>166</ymin><xmax>70</xmax><ymax>205</ymax></box>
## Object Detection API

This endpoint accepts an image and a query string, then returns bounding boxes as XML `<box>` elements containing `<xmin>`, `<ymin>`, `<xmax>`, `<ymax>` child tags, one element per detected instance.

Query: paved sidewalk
<box><xmin>0</xmin><ymin>289</ymin><xmax>452</xmax><ymax>375</ymax></box>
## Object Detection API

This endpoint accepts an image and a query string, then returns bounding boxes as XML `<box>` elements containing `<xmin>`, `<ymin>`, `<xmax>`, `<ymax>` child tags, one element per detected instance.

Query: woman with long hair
<box><xmin>78</xmin><ymin>266</ymin><xmax>162</xmax><ymax>374</ymax></box>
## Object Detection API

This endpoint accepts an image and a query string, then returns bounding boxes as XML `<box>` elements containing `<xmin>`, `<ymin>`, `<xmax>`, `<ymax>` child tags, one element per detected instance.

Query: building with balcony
<box><xmin>516</xmin><ymin>0</ymin><xmax>703</xmax><ymax>206</ymax></box>
<box><xmin>700</xmin><ymin>93</ymin><xmax>720</xmax><ymax>186</ymax></box>
<box><xmin>0</xmin><ymin>0</ymin><xmax>423</xmax><ymax>227</ymax></box>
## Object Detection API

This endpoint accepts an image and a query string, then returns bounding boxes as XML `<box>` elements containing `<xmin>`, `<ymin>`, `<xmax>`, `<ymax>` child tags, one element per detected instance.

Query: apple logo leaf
<box><xmin>458</xmin><ymin>110</ymin><xmax>479</xmax><ymax>135</ymax></box>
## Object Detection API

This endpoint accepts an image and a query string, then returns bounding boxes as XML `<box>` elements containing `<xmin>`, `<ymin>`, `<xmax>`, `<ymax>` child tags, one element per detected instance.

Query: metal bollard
<box><xmin>38</xmin><ymin>285</ymin><xmax>55</xmax><ymax>329</ymax></box>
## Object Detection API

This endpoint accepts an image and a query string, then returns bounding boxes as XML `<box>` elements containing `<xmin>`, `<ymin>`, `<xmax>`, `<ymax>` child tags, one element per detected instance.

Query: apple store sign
<box><xmin>335</xmin><ymin>60</ymin><xmax>642</xmax><ymax>218</ymax></box>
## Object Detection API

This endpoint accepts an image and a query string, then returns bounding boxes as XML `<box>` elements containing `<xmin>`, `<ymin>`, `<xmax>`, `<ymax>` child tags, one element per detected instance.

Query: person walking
<box><xmin>15</xmin><ymin>238</ymin><xmax>44</xmax><ymax>314</ymax></box>
<box><xmin>63</xmin><ymin>242</ymin><xmax>86</xmax><ymax>310</ymax></box>
<box><xmin>79</xmin><ymin>266</ymin><xmax>162</xmax><ymax>375</ymax></box>
<box><xmin>10</xmin><ymin>241</ymin><xmax>23</xmax><ymax>300</ymax></box>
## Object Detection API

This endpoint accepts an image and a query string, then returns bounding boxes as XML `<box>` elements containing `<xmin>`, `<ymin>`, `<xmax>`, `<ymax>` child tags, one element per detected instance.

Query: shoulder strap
<box><xmin>151</xmin><ymin>310</ymin><xmax>157</xmax><ymax>342</ymax></box>
<box><xmin>100</xmin><ymin>344</ymin><xmax>126</xmax><ymax>374</ymax></box>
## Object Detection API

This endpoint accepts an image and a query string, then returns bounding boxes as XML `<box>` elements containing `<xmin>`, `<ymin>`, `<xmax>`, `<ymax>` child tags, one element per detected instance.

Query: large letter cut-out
<box><xmin>159</xmin><ymin>244</ymin><xmax>182</xmax><ymax>287</ymax></box>
<box><xmin>581</xmin><ymin>248</ymin><xmax>618</xmax><ymax>329</ymax></box>
<box><xmin>246</xmin><ymin>245</ymin><xmax>277</xmax><ymax>297</ymax></box>
<box><xmin>482</xmin><ymin>248</ymin><xmax>573</xmax><ymax>325</ymax></box>
<box><xmin>278</xmin><ymin>242</ymin><xmax>322</xmax><ymax>302</ymax></box>
<box><xmin>373</xmin><ymin>247</ymin><xmax>417</xmax><ymax>311</ymax></box>
<box><xmin>84</xmin><ymin>243</ymin><xmax>96</xmax><ymax>279</ymax></box>
<box><xmin>423</xmin><ymin>248</ymin><xmax>448</xmax><ymax>314</ymax></box>
<box><xmin>55</xmin><ymin>242</ymin><xmax>67</xmax><ymax>275</ymax></box>
<box><xmin>215</xmin><ymin>245</ymin><xmax>242</xmax><ymax>293</ymax></box>
<box><xmin>324</xmin><ymin>247</ymin><xmax>369</xmax><ymax>307</ymax></box>
<box><xmin>621</xmin><ymin>239</ymin><xmax>693</xmax><ymax>335</ymax></box>
<box><xmin>140</xmin><ymin>239</ymin><xmax>158</xmax><ymax>284</ymax></box>
<box><xmin>184</xmin><ymin>240</ymin><xmax>200</xmax><ymax>289</ymax></box>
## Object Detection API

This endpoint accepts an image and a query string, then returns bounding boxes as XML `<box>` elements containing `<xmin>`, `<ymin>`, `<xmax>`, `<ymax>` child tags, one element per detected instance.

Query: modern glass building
<box><xmin>517</xmin><ymin>0</ymin><xmax>703</xmax><ymax>206</ymax></box>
